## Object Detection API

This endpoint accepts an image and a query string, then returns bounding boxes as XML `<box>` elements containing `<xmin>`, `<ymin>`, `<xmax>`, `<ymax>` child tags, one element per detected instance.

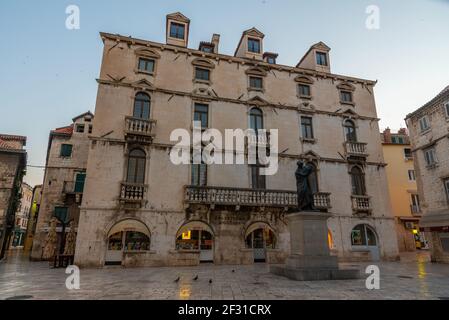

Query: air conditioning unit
<box><xmin>405</xmin><ymin>222</ymin><xmax>415</xmax><ymax>230</ymax></box>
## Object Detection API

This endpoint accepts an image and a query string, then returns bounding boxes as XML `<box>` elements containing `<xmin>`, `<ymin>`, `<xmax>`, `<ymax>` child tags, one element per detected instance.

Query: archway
<box><xmin>176</xmin><ymin>221</ymin><xmax>214</xmax><ymax>263</ymax></box>
<box><xmin>245</xmin><ymin>223</ymin><xmax>276</xmax><ymax>263</ymax></box>
<box><xmin>105</xmin><ymin>219</ymin><xmax>151</xmax><ymax>265</ymax></box>
<box><xmin>351</xmin><ymin>224</ymin><xmax>380</xmax><ymax>261</ymax></box>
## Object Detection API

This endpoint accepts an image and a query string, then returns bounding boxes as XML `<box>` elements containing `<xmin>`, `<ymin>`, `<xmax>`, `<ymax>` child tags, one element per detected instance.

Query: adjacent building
<box><xmin>31</xmin><ymin>112</ymin><xmax>93</xmax><ymax>260</ymax></box>
<box><xmin>74</xmin><ymin>12</ymin><xmax>399</xmax><ymax>268</ymax></box>
<box><xmin>10</xmin><ymin>182</ymin><xmax>33</xmax><ymax>248</ymax></box>
<box><xmin>23</xmin><ymin>184</ymin><xmax>42</xmax><ymax>253</ymax></box>
<box><xmin>0</xmin><ymin>134</ymin><xmax>27</xmax><ymax>260</ymax></box>
<box><xmin>381</xmin><ymin>128</ymin><xmax>426</xmax><ymax>252</ymax></box>
<box><xmin>406</xmin><ymin>85</ymin><xmax>449</xmax><ymax>263</ymax></box>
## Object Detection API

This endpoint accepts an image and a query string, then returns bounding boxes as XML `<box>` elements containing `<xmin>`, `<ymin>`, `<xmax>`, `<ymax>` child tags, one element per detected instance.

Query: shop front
<box><xmin>176</xmin><ymin>221</ymin><xmax>214</xmax><ymax>263</ymax></box>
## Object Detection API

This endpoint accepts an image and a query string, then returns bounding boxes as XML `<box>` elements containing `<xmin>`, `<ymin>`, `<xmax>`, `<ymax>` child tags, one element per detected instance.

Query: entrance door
<box><xmin>105</xmin><ymin>232</ymin><xmax>123</xmax><ymax>265</ymax></box>
<box><xmin>253</xmin><ymin>229</ymin><xmax>266</xmax><ymax>262</ymax></box>
<box><xmin>199</xmin><ymin>230</ymin><xmax>213</xmax><ymax>262</ymax></box>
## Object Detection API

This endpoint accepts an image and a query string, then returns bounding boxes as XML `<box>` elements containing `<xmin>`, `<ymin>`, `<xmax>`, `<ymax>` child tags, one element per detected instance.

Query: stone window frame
<box><xmin>132</xmin><ymin>91</ymin><xmax>153</xmax><ymax>120</ymax></box>
<box><xmin>134</xmin><ymin>48</ymin><xmax>160</xmax><ymax>76</ymax></box>
<box><xmin>246</xmin><ymin>67</ymin><xmax>267</xmax><ymax>93</ymax></box>
<box><xmin>348</xmin><ymin>165</ymin><xmax>367</xmax><ymax>196</ymax></box>
<box><xmin>337</xmin><ymin>82</ymin><xmax>356</xmax><ymax>106</ymax></box>
<box><xmin>444</xmin><ymin>101</ymin><xmax>449</xmax><ymax>119</ymax></box>
<box><xmin>191</xmin><ymin>58</ymin><xmax>215</xmax><ymax>85</ymax></box>
<box><xmin>342</xmin><ymin>118</ymin><xmax>358</xmax><ymax>142</ymax></box>
<box><xmin>423</xmin><ymin>146</ymin><xmax>438</xmax><ymax>169</ymax></box>
<box><xmin>418</xmin><ymin>115</ymin><xmax>431</xmax><ymax>134</ymax></box>
<box><xmin>60</xmin><ymin>143</ymin><xmax>73</xmax><ymax>158</ymax></box>
<box><xmin>124</xmin><ymin>147</ymin><xmax>148</xmax><ymax>185</ymax></box>
<box><xmin>295</xmin><ymin>75</ymin><xmax>314</xmax><ymax>100</ymax></box>
<box><xmin>316</xmin><ymin>51</ymin><xmax>328</xmax><ymax>66</ymax></box>
<box><xmin>443</xmin><ymin>178</ymin><xmax>449</xmax><ymax>204</ymax></box>
<box><xmin>169</xmin><ymin>21</ymin><xmax>186</xmax><ymax>40</ymax></box>
<box><xmin>247</xmin><ymin>37</ymin><xmax>261</xmax><ymax>54</ymax></box>
<box><xmin>300</xmin><ymin>115</ymin><xmax>315</xmax><ymax>143</ymax></box>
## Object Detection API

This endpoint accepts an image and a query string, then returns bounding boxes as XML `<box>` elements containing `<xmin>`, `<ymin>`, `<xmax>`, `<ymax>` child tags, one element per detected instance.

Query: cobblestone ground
<box><xmin>1</xmin><ymin>251</ymin><xmax>449</xmax><ymax>300</ymax></box>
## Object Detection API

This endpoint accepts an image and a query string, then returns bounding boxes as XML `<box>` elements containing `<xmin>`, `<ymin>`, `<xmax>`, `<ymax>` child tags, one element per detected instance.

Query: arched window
<box><xmin>133</xmin><ymin>93</ymin><xmax>151</xmax><ymax>120</ymax></box>
<box><xmin>350</xmin><ymin>166</ymin><xmax>366</xmax><ymax>195</ymax></box>
<box><xmin>344</xmin><ymin>120</ymin><xmax>357</xmax><ymax>142</ymax></box>
<box><xmin>351</xmin><ymin>224</ymin><xmax>377</xmax><ymax>246</ymax></box>
<box><xmin>249</xmin><ymin>108</ymin><xmax>264</xmax><ymax>132</ymax></box>
<box><xmin>127</xmin><ymin>149</ymin><xmax>146</xmax><ymax>184</ymax></box>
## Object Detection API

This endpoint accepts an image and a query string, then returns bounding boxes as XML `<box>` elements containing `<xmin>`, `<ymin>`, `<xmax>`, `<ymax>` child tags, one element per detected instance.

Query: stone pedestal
<box><xmin>271</xmin><ymin>212</ymin><xmax>360</xmax><ymax>281</ymax></box>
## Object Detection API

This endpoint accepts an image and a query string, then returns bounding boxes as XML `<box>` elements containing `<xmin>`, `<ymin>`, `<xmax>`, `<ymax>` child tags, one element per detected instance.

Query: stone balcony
<box><xmin>184</xmin><ymin>185</ymin><xmax>331</xmax><ymax>212</ymax></box>
<box><xmin>344</xmin><ymin>141</ymin><xmax>368</xmax><ymax>158</ymax></box>
<box><xmin>62</xmin><ymin>181</ymin><xmax>83</xmax><ymax>203</ymax></box>
<box><xmin>119</xmin><ymin>182</ymin><xmax>148</xmax><ymax>205</ymax></box>
<box><xmin>124</xmin><ymin>116</ymin><xmax>156</xmax><ymax>143</ymax></box>
<box><xmin>351</xmin><ymin>195</ymin><xmax>372</xmax><ymax>214</ymax></box>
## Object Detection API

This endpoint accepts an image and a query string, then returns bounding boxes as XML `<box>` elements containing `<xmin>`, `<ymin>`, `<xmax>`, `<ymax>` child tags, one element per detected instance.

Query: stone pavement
<box><xmin>1</xmin><ymin>251</ymin><xmax>449</xmax><ymax>300</ymax></box>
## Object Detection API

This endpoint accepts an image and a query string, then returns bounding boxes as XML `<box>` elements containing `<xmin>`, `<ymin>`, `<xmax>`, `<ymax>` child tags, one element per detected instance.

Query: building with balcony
<box><xmin>74</xmin><ymin>12</ymin><xmax>399</xmax><ymax>268</ymax></box>
<box><xmin>30</xmin><ymin>112</ymin><xmax>93</xmax><ymax>260</ymax></box>
<box><xmin>406</xmin><ymin>85</ymin><xmax>449</xmax><ymax>263</ymax></box>
<box><xmin>0</xmin><ymin>134</ymin><xmax>27</xmax><ymax>260</ymax></box>
<box><xmin>9</xmin><ymin>182</ymin><xmax>33</xmax><ymax>249</ymax></box>
<box><xmin>381</xmin><ymin>128</ymin><xmax>426</xmax><ymax>252</ymax></box>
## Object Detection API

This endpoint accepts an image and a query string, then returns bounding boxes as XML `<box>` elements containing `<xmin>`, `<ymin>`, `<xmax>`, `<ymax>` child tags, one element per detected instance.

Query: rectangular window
<box><xmin>444</xmin><ymin>179</ymin><xmax>449</xmax><ymax>203</ymax></box>
<box><xmin>74</xmin><ymin>172</ymin><xmax>86</xmax><ymax>193</ymax></box>
<box><xmin>248</xmin><ymin>38</ymin><xmax>260</xmax><ymax>53</ymax></box>
<box><xmin>88</xmin><ymin>125</ymin><xmax>93</xmax><ymax>134</ymax></box>
<box><xmin>316</xmin><ymin>52</ymin><xmax>328</xmax><ymax>66</ymax></box>
<box><xmin>445</xmin><ymin>102</ymin><xmax>449</xmax><ymax>118</ymax></box>
<box><xmin>298</xmin><ymin>84</ymin><xmax>311</xmax><ymax>97</ymax></box>
<box><xmin>340</xmin><ymin>91</ymin><xmax>353</xmax><ymax>103</ymax></box>
<box><xmin>301</xmin><ymin>117</ymin><xmax>314</xmax><ymax>139</ymax></box>
<box><xmin>195</xmin><ymin>68</ymin><xmax>210</xmax><ymax>81</ymax></box>
<box><xmin>424</xmin><ymin>148</ymin><xmax>437</xmax><ymax>167</ymax></box>
<box><xmin>194</xmin><ymin>103</ymin><xmax>209</xmax><ymax>129</ymax></box>
<box><xmin>419</xmin><ymin>116</ymin><xmax>430</xmax><ymax>132</ymax></box>
<box><xmin>169</xmin><ymin>22</ymin><xmax>185</xmax><ymax>39</ymax></box>
<box><xmin>191</xmin><ymin>164</ymin><xmax>207</xmax><ymax>186</ymax></box>
<box><xmin>54</xmin><ymin>206</ymin><xmax>68</xmax><ymax>222</ymax></box>
<box><xmin>404</xmin><ymin>148</ymin><xmax>413</xmax><ymax>159</ymax></box>
<box><xmin>60</xmin><ymin>144</ymin><xmax>73</xmax><ymax>157</ymax></box>
<box><xmin>76</xmin><ymin>124</ymin><xmax>85</xmax><ymax>133</ymax></box>
<box><xmin>410</xmin><ymin>194</ymin><xmax>420</xmax><ymax>214</ymax></box>
<box><xmin>250</xmin><ymin>165</ymin><xmax>266</xmax><ymax>189</ymax></box>
<box><xmin>249</xmin><ymin>76</ymin><xmax>263</xmax><ymax>89</ymax></box>
<box><xmin>138</xmin><ymin>58</ymin><xmax>155</xmax><ymax>73</ymax></box>
<box><xmin>408</xmin><ymin>170</ymin><xmax>416</xmax><ymax>181</ymax></box>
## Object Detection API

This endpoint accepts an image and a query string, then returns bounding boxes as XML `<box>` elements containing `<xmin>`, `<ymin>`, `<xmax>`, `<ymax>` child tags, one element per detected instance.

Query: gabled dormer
<box><xmin>296</xmin><ymin>42</ymin><xmax>331</xmax><ymax>73</ymax></box>
<box><xmin>234</xmin><ymin>27</ymin><xmax>264</xmax><ymax>60</ymax></box>
<box><xmin>166</xmin><ymin>12</ymin><xmax>190</xmax><ymax>48</ymax></box>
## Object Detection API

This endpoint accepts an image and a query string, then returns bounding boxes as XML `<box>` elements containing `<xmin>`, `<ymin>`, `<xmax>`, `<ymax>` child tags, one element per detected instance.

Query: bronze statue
<box><xmin>295</xmin><ymin>160</ymin><xmax>315</xmax><ymax>211</ymax></box>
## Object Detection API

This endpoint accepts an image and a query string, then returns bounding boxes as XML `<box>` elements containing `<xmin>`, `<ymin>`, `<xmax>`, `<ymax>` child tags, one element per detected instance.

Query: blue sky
<box><xmin>1</xmin><ymin>0</ymin><xmax>448</xmax><ymax>186</ymax></box>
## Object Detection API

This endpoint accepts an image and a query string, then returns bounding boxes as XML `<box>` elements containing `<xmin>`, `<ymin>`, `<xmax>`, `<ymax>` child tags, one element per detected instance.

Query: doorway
<box><xmin>245</xmin><ymin>227</ymin><xmax>276</xmax><ymax>263</ymax></box>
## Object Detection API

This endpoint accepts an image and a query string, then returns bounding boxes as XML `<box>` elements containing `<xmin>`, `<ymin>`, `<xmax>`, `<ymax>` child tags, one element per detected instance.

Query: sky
<box><xmin>1</xmin><ymin>0</ymin><xmax>448</xmax><ymax>187</ymax></box>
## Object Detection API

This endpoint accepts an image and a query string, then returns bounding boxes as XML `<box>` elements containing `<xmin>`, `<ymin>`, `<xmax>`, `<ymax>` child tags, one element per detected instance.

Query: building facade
<box><xmin>381</xmin><ymin>128</ymin><xmax>426</xmax><ymax>252</ymax></box>
<box><xmin>406</xmin><ymin>86</ymin><xmax>449</xmax><ymax>263</ymax></box>
<box><xmin>75</xmin><ymin>12</ymin><xmax>399</xmax><ymax>268</ymax></box>
<box><xmin>0</xmin><ymin>134</ymin><xmax>27</xmax><ymax>260</ymax></box>
<box><xmin>31</xmin><ymin>112</ymin><xmax>93</xmax><ymax>260</ymax></box>
<box><xmin>10</xmin><ymin>182</ymin><xmax>33</xmax><ymax>248</ymax></box>
<box><xmin>23</xmin><ymin>184</ymin><xmax>42</xmax><ymax>253</ymax></box>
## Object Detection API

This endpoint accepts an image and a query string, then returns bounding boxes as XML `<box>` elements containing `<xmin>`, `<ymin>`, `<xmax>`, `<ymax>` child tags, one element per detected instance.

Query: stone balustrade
<box><xmin>351</xmin><ymin>195</ymin><xmax>372</xmax><ymax>213</ymax></box>
<box><xmin>120</xmin><ymin>182</ymin><xmax>148</xmax><ymax>202</ymax></box>
<box><xmin>125</xmin><ymin>116</ymin><xmax>156</xmax><ymax>137</ymax></box>
<box><xmin>345</xmin><ymin>141</ymin><xmax>368</xmax><ymax>157</ymax></box>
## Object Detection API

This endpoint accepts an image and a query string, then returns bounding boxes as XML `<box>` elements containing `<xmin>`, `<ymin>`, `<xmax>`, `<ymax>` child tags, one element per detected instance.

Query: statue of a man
<box><xmin>295</xmin><ymin>160</ymin><xmax>315</xmax><ymax>211</ymax></box>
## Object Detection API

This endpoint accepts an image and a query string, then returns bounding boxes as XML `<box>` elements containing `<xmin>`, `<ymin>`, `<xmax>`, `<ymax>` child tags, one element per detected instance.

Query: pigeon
<box><xmin>209</xmin><ymin>279</ymin><xmax>213</xmax><ymax>284</ymax></box>
<box><xmin>193</xmin><ymin>275</ymin><xmax>198</xmax><ymax>281</ymax></box>
<box><xmin>174</xmin><ymin>276</ymin><xmax>180</xmax><ymax>283</ymax></box>
<box><xmin>232</xmin><ymin>269</ymin><xmax>235</xmax><ymax>273</ymax></box>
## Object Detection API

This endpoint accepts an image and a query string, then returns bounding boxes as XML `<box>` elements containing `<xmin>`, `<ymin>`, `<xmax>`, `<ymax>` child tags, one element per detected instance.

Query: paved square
<box><xmin>1</xmin><ymin>252</ymin><xmax>449</xmax><ymax>300</ymax></box>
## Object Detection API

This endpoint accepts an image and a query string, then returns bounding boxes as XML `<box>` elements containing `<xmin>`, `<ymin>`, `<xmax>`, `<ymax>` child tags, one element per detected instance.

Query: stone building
<box><xmin>23</xmin><ymin>184</ymin><xmax>42</xmax><ymax>253</ymax></box>
<box><xmin>10</xmin><ymin>182</ymin><xmax>33</xmax><ymax>248</ymax></box>
<box><xmin>381</xmin><ymin>128</ymin><xmax>426</xmax><ymax>252</ymax></box>
<box><xmin>0</xmin><ymin>134</ymin><xmax>27</xmax><ymax>260</ymax></box>
<box><xmin>31</xmin><ymin>112</ymin><xmax>93</xmax><ymax>260</ymax></box>
<box><xmin>406</xmin><ymin>85</ymin><xmax>449</xmax><ymax>263</ymax></box>
<box><xmin>74</xmin><ymin>12</ymin><xmax>399</xmax><ymax>268</ymax></box>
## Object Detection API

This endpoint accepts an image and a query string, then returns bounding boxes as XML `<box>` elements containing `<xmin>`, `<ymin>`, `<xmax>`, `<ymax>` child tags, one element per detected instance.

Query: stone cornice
<box><xmin>99</xmin><ymin>32</ymin><xmax>377</xmax><ymax>87</ymax></box>
<box><xmin>97</xmin><ymin>78</ymin><xmax>380</xmax><ymax>122</ymax></box>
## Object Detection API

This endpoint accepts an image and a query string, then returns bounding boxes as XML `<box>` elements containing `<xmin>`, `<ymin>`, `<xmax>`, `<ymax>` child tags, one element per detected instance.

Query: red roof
<box><xmin>0</xmin><ymin>134</ymin><xmax>27</xmax><ymax>151</ymax></box>
<box><xmin>51</xmin><ymin>125</ymin><xmax>73</xmax><ymax>135</ymax></box>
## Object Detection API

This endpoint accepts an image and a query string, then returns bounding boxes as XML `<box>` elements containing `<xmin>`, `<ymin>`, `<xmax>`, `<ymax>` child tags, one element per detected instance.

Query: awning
<box><xmin>108</xmin><ymin>219</ymin><xmax>151</xmax><ymax>237</ymax></box>
<box><xmin>177</xmin><ymin>221</ymin><xmax>214</xmax><ymax>237</ymax></box>
<box><xmin>419</xmin><ymin>209</ymin><xmax>449</xmax><ymax>231</ymax></box>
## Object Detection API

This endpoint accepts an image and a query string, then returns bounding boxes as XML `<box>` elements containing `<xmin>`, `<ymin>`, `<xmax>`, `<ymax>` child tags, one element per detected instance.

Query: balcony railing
<box><xmin>345</xmin><ymin>141</ymin><xmax>368</xmax><ymax>157</ymax></box>
<box><xmin>119</xmin><ymin>182</ymin><xmax>148</xmax><ymax>203</ymax></box>
<box><xmin>351</xmin><ymin>195</ymin><xmax>372</xmax><ymax>213</ymax></box>
<box><xmin>185</xmin><ymin>185</ymin><xmax>331</xmax><ymax>211</ymax></box>
<box><xmin>124</xmin><ymin>116</ymin><xmax>156</xmax><ymax>138</ymax></box>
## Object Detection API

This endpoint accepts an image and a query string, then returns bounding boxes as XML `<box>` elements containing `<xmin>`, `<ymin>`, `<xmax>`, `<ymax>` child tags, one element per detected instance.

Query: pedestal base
<box><xmin>270</xmin><ymin>211</ymin><xmax>360</xmax><ymax>281</ymax></box>
<box><xmin>270</xmin><ymin>265</ymin><xmax>360</xmax><ymax>281</ymax></box>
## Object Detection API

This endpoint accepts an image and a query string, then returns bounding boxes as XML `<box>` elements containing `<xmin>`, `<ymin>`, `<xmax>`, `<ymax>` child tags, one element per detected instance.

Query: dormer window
<box><xmin>316</xmin><ymin>52</ymin><xmax>328</xmax><ymax>66</ymax></box>
<box><xmin>138</xmin><ymin>58</ymin><xmax>155</xmax><ymax>73</ymax></box>
<box><xmin>249</xmin><ymin>76</ymin><xmax>263</xmax><ymax>90</ymax></box>
<box><xmin>340</xmin><ymin>91</ymin><xmax>353</xmax><ymax>103</ymax></box>
<box><xmin>248</xmin><ymin>38</ymin><xmax>261</xmax><ymax>53</ymax></box>
<box><xmin>170</xmin><ymin>22</ymin><xmax>185</xmax><ymax>39</ymax></box>
<box><xmin>201</xmin><ymin>46</ymin><xmax>212</xmax><ymax>53</ymax></box>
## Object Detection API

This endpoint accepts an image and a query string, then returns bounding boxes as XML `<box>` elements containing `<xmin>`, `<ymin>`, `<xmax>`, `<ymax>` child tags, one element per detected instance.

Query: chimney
<box><xmin>383</xmin><ymin>127</ymin><xmax>391</xmax><ymax>143</ymax></box>
<box><xmin>211</xmin><ymin>34</ymin><xmax>220</xmax><ymax>54</ymax></box>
